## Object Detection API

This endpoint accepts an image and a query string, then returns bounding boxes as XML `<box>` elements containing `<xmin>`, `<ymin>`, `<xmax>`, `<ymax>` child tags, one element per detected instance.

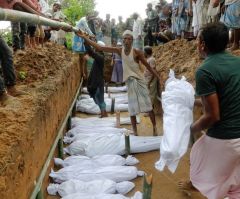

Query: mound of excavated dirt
<box><xmin>14</xmin><ymin>43</ymin><xmax>70</xmax><ymax>84</ymax></box>
<box><xmin>153</xmin><ymin>39</ymin><xmax>202</xmax><ymax>88</ymax></box>
<box><xmin>154</xmin><ymin>39</ymin><xmax>240</xmax><ymax>89</ymax></box>
<box><xmin>0</xmin><ymin>43</ymin><xmax>77</xmax><ymax>198</ymax></box>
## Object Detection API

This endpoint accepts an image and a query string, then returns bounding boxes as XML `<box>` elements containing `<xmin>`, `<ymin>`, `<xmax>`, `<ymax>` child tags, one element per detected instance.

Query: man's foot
<box><xmin>99</xmin><ymin>110</ymin><xmax>108</xmax><ymax>118</ymax></box>
<box><xmin>143</xmin><ymin>113</ymin><xmax>149</xmax><ymax>117</ymax></box>
<box><xmin>228</xmin><ymin>44</ymin><xmax>239</xmax><ymax>51</ymax></box>
<box><xmin>7</xmin><ymin>86</ymin><xmax>28</xmax><ymax>97</ymax></box>
<box><xmin>153</xmin><ymin>126</ymin><xmax>158</xmax><ymax>136</ymax></box>
<box><xmin>0</xmin><ymin>91</ymin><xmax>19</xmax><ymax>107</ymax></box>
<box><xmin>178</xmin><ymin>180</ymin><xmax>198</xmax><ymax>192</ymax></box>
<box><xmin>132</xmin><ymin>128</ymin><xmax>138</xmax><ymax>136</ymax></box>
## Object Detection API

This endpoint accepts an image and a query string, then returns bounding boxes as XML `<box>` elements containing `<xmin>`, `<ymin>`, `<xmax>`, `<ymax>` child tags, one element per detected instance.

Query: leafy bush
<box><xmin>61</xmin><ymin>0</ymin><xmax>95</xmax><ymax>49</ymax></box>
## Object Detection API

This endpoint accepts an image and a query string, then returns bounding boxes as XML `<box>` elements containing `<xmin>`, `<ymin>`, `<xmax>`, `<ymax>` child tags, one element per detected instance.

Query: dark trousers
<box><xmin>11</xmin><ymin>22</ymin><xmax>27</xmax><ymax>50</ymax></box>
<box><xmin>0</xmin><ymin>37</ymin><xmax>16</xmax><ymax>93</ymax></box>
<box><xmin>144</xmin><ymin>25</ymin><xmax>158</xmax><ymax>46</ymax></box>
<box><xmin>93</xmin><ymin>86</ymin><xmax>106</xmax><ymax>111</ymax></box>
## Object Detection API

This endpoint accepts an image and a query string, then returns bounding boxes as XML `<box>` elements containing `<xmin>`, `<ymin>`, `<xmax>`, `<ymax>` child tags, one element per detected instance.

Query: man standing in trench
<box><xmin>76</xmin><ymin>30</ymin><xmax>160</xmax><ymax>136</ymax></box>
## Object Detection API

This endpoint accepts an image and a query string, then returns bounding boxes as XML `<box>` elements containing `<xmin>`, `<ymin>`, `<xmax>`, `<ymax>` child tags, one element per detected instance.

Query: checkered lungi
<box><xmin>126</xmin><ymin>76</ymin><xmax>153</xmax><ymax>116</ymax></box>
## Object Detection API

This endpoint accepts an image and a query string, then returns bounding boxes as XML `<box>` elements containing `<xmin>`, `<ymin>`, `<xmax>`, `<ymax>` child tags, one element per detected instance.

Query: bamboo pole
<box><xmin>58</xmin><ymin>137</ymin><xmax>64</xmax><ymax>159</ymax></box>
<box><xmin>111</xmin><ymin>98</ymin><xmax>115</xmax><ymax>114</ymax></box>
<box><xmin>125</xmin><ymin>131</ymin><xmax>131</xmax><ymax>156</ymax></box>
<box><xmin>143</xmin><ymin>174</ymin><xmax>153</xmax><ymax>199</ymax></box>
<box><xmin>115</xmin><ymin>110</ymin><xmax>120</xmax><ymax>128</ymax></box>
<box><xmin>0</xmin><ymin>8</ymin><xmax>78</xmax><ymax>32</ymax></box>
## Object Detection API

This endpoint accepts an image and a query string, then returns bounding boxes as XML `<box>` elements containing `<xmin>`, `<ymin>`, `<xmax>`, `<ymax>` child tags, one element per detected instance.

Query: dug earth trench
<box><xmin>1</xmin><ymin>39</ymin><xmax>240</xmax><ymax>199</ymax></box>
<box><xmin>0</xmin><ymin>43</ymin><xmax>82</xmax><ymax>199</ymax></box>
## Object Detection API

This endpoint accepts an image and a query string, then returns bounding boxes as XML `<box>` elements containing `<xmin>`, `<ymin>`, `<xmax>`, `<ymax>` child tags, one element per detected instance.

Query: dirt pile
<box><xmin>153</xmin><ymin>39</ymin><xmax>202</xmax><ymax>88</ymax></box>
<box><xmin>154</xmin><ymin>39</ymin><xmax>240</xmax><ymax>89</ymax></box>
<box><xmin>14</xmin><ymin>42</ymin><xmax>70</xmax><ymax>84</ymax></box>
<box><xmin>0</xmin><ymin>43</ymin><xmax>74</xmax><ymax>198</ymax></box>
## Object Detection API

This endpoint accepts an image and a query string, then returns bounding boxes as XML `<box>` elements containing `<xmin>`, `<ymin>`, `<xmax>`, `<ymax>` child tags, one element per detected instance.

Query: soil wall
<box><xmin>0</xmin><ymin>44</ymin><xmax>82</xmax><ymax>199</ymax></box>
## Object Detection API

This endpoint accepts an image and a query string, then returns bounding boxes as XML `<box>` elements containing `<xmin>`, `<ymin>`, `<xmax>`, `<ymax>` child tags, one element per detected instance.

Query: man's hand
<box><xmin>61</xmin><ymin>26</ymin><xmax>72</xmax><ymax>32</ymax></box>
<box><xmin>212</xmin><ymin>0</ymin><xmax>220</xmax><ymax>8</ymax></box>
<box><xmin>76</xmin><ymin>29</ymin><xmax>86</xmax><ymax>38</ymax></box>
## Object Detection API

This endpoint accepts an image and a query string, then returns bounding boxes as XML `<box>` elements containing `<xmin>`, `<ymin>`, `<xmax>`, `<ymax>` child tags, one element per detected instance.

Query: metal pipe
<box><xmin>0</xmin><ymin>8</ymin><xmax>79</xmax><ymax>32</ymax></box>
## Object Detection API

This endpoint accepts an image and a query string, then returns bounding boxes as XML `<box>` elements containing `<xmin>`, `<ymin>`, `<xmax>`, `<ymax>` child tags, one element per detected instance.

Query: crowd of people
<box><xmin>1</xmin><ymin>0</ymin><xmax>240</xmax><ymax>198</ymax></box>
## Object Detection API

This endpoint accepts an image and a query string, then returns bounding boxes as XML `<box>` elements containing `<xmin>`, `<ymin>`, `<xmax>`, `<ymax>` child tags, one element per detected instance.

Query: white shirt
<box><xmin>132</xmin><ymin>18</ymin><xmax>142</xmax><ymax>40</ymax></box>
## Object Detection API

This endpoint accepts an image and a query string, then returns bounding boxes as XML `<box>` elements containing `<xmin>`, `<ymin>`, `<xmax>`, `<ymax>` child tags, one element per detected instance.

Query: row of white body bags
<box><xmin>61</xmin><ymin>191</ymin><xmax>142</xmax><ymax>199</ymax></box>
<box><xmin>54</xmin><ymin>155</ymin><xmax>139</xmax><ymax>168</ymax></box>
<box><xmin>49</xmin><ymin>165</ymin><xmax>144</xmax><ymax>183</ymax></box>
<box><xmin>155</xmin><ymin>70</ymin><xmax>195</xmax><ymax>173</ymax></box>
<box><xmin>47</xmin><ymin>179</ymin><xmax>135</xmax><ymax>197</ymax></box>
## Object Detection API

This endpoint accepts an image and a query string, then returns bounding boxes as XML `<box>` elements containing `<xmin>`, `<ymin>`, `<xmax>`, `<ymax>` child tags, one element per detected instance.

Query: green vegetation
<box><xmin>0</xmin><ymin>31</ymin><xmax>12</xmax><ymax>46</ymax></box>
<box><xmin>62</xmin><ymin>0</ymin><xmax>95</xmax><ymax>25</ymax></box>
<box><xmin>61</xmin><ymin>0</ymin><xmax>96</xmax><ymax>49</ymax></box>
<box><xmin>18</xmin><ymin>71</ymin><xmax>27</xmax><ymax>80</ymax></box>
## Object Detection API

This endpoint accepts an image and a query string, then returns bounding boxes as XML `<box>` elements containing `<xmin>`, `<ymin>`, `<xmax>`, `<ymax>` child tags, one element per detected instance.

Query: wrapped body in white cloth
<box><xmin>82</xmin><ymin>86</ymin><xmax>127</xmax><ymax>94</ymax></box>
<box><xmin>155</xmin><ymin>70</ymin><xmax>195</xmax><ymax>173</ymax></box>
<box><xmin>49</xmin><ymin>165</ymin><xmax>144</xmax><ymax>183</ymax></box>
<box><xmin>71</xmin><ymin>116</ymin><xmax>140</xmax><ymax>129</ymax></box>
<box><xmin>47</xmin><ymin>179</ymin><xmax>135</xmax><ymax>197</ymax></box>
<box><xmin>54</xmin><ymin>155</ymin><xmax>139</xmax><ymax>168</ymax></box>
<box><xmin>64</xmin><ymin>133</ymin><xmax>161</xmax><ymax>156</ymax></box>
<box><xmin>80</xmin><ymin>93</ymin><xmax>128</xmax><ymax>104</ymax></box>
<box><xmin>77</xmin><ymin>98</ymin><xmax>128</xmax><ymax>114</ymax></box>
<box><xmin>61</xmin><ymin>191</ymin><xmax>142</xmax><ymax>199</ymax></box>
<box><xmin>66</xmin><ymin>126</ymin><xmax>128</xmax><ymax>139</ymax></box>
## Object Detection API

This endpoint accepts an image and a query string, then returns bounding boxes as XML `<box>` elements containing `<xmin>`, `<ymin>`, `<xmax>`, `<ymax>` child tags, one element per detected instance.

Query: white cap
<box><xmin>117</xmin><ymin>41</ymin><xmax>122</xmax><ymax>46</ymax></box>
<box><xmin>122</xmin><ymin>30</ymin><xmax>133</xmax><ymax>37</ymax></box>
<box><xmin>97</xmin><ymin>41</ymin><xmax>106</xmax><ymax>46</ymax></box>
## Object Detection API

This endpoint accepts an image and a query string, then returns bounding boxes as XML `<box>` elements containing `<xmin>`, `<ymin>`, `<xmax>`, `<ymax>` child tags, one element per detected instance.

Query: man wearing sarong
<box><xmin>76</xmin><ymin>30</ymin><xmax>161</xmax><ymax>136</ymax></box>
<box><xmin>178</xmin><ymin>22</ymin><xmax>240</xmax><ymax>199</ymax></box>
<box><xmin>220</xmin><ymin>0</ymin><xmax>240</xmax><ymax>50</ymax></box>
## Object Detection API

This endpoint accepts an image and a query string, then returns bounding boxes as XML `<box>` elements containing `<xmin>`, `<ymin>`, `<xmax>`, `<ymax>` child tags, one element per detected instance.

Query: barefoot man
<box><xmin>0</xmin><ymin>37</ymin><xmax>27</xmax><ymax>106</ymax></box>
<box><xmin>178</xmin><ymin>22</ymin><xmax>240</xmax><ymax>198</ymax></box>
<box><xmin>76</xmin><ymin>30</ymin><xmax>160</xmax><ymax>136</ymax></box>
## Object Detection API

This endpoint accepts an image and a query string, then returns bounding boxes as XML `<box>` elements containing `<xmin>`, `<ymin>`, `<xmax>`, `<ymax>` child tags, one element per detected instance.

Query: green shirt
<box><xmin>196</xmin><ymin>51</ymin><xmax>240</xmax><ymax>139</ymax></box>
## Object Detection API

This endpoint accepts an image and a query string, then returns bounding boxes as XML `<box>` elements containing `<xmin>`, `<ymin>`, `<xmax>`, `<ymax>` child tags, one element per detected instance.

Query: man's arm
<box><xmin>75</xmin><ymin>31</ymin><xmax>121</xmax><ymax>55</ymax></box>
<box><xmin>135</xmin><ymin>49</ymin><xmax>160</xmax><ymax>80</ymax></box>
<box><xmin>191</xmin><ymin>93</ymin><xmax>220</xmax><ymax>133</ymax></box>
